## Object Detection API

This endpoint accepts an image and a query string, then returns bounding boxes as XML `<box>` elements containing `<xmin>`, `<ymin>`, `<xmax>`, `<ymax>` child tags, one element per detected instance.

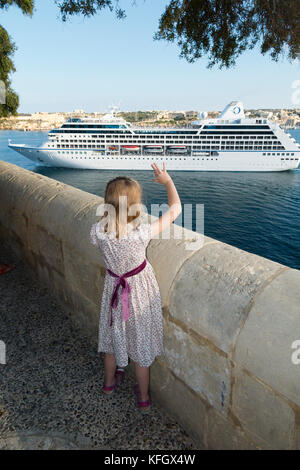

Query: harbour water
<box><xmin>1</xmin><ymin>129</ymin><xmax>300</xmax><ymax>270</ymax></box>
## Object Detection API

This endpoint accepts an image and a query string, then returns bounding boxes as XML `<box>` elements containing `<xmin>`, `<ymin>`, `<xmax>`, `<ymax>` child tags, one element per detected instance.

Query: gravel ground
<box><xmin>0</xmin><ymin>240</ymin><xmax>198</xmax><ymax>450</ymax></box>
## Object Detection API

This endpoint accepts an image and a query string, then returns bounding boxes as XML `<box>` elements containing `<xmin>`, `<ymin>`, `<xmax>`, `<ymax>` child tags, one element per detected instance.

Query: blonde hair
<box><xmin>101</xmin><ymin>176</ymin><xmax>142</xmax><ymax>239</ymax></box>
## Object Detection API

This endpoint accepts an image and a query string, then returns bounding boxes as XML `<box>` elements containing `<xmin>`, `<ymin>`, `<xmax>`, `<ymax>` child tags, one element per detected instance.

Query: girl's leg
<box><xmin>133</xmin><ymin>361</ymin><xmax>150</xmax><ymax>402</ymax></box>
<box><xmin>104</xmin><ymin>353</ymin><xmax>117</xmax><ymax>388</ymax></box>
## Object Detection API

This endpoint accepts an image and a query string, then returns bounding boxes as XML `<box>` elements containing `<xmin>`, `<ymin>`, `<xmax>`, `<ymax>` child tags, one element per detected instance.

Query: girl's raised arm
<box><xmin>150</xmin><ymin>162</ymin><xmax>182</xmax><ymax>238</ymax></box>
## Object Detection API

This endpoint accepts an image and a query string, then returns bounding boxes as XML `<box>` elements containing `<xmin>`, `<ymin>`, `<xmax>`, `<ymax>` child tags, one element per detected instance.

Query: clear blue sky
<box><xmin>2</xmin><ymin>0</ymin><xmax>299</xmax><ymax>113</ymax></box>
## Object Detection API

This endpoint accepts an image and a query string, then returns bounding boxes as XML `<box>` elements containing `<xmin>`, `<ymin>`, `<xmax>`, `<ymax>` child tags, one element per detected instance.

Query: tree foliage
<box><xmin>56</xmin><ymin>0</ymin><xmax>125</xmax><ymax>21</ymax></box>
<box><xmin>0</xmin><ymin>1</ymin><xmax>33</xmax><ymax>116</ymax></box>
<box><xmin>0</xmin><ymin>26</ymin><xmax>19</xmax><ymax>116</ymax></box>
<box><xmin>0</xmin><ymin>0</ymin><xmax>33</xmax><ymax>15</ymax></box>
<box><xmin>154</xmin><ymin>0</ymin><xmax>300</xmax><ymax>67</ymax></box>
<box><xmin>0</xmin><ymin>87</ymin><xmax>19</xmax><ymax>117</ymax></box>
<box><xmin>0</xmin><ymin>25</ymin><xmax>16</xmax><ymax>81</ymax></box>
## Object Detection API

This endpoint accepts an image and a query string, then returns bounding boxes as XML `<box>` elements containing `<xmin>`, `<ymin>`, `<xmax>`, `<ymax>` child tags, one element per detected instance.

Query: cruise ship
<box><xmin>8</xmin><ymin>101</ymin><xmax>300</xmax><ymax>171</ymax></box>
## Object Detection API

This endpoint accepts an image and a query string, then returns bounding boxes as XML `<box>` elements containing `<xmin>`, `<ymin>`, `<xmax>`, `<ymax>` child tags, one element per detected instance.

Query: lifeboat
<box><xmin>108</xmin><ymin>146</ymin><xmax>118</xmax><ymax>151</ymax></box>
<box><xmin>121</xmin><ymin>145</ymin><xmax>140</xmax><ymax>152</ymax></box>
<box><xmin>168</xmin><ymin>145</ymin><xmax>187</xmax><ymax>154</ymax></box>
<box><xmin>144</xmin><ymin>145</ymin><xmax>164</xmax><ymax>154</ymax></box>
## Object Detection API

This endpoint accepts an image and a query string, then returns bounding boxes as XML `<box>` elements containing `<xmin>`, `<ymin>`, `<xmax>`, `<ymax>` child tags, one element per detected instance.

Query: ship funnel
<box><xmin>218</xmin><ymin>101</ymin><xmax>245</xmax><ymax>119</ymax></box>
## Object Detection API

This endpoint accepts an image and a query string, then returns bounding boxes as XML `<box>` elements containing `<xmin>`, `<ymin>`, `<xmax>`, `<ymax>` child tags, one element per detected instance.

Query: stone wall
<box><xmin>0</xmin><ymin>160</ymin><xmax>300</xmax><ymax>449</ymax></box>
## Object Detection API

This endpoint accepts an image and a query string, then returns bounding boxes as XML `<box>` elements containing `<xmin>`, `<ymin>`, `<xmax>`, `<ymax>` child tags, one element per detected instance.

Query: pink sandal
<box><xmin>134</xmin><ymin>383</ymin><xmax>151</xmax><ymax>412</ymax></box>
<box><xmin>0</xmin><ymin>264</ymin><xmax>15</xmax><ymax>276</ymax></box>
<box><xmin>103</xmin><ymin>368</ymin><xmax>125</xmax><ymax>395</ymax></box>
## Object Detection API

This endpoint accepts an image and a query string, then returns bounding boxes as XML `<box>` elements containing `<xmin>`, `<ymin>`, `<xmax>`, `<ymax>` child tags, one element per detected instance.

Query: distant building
<box><xmin>185</xmin><ymin>111</ymin><xmax>198</xmax><ymax>119</ymax></box>
<box><xmin>157</xmin><ymin>111</ymin><xmax>190</xmax><ymax>120</ymax></box>
<box><xmin>285</xmin><ymin>118</ymin><xmax>300</xmax><ymax>128</ymax></box>
<box><xmin>257</xmin><ymin>110</ymin><xmax>273</xmax><ymax>118</ymax></box>
<box><xmin>156</xmin><ymin>111</ymin><xmax>170</xmax><ymax>120</ymax></box>
<box><xmin>168</xmin><ymin>112</ymin><xmax>185</xmax><ymax>120</ymax></box>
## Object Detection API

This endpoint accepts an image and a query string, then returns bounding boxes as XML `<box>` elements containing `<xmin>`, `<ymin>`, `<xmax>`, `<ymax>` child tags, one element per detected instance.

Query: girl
<box><xmin>90</xmin><ymin>162</ymin><xmax>182</xmax><ymax>412</ymax></box>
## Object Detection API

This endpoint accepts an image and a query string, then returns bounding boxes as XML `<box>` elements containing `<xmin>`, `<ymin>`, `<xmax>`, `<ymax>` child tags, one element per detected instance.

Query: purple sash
<box><xmin>106</xmin><ymin>259</ymin><xmax>147</xmax><ymax>326</ymax></box>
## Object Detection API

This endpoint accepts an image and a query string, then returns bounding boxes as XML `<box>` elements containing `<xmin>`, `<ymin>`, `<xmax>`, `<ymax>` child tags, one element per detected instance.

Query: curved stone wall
<box><xmin>0</xmin><ymin>160</ymin><xmax>300</xmax><ymax>449</ymax></box>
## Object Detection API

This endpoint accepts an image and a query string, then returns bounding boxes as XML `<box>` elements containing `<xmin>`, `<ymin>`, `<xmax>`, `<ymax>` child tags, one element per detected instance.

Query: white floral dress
<box><xmin>90</xmin><ymin>222</ymin><xmax>165</xmax><ymax>368</ymax></box>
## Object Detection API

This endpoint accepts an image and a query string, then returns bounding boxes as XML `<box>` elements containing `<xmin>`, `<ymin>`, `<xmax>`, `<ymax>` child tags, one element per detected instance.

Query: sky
<box><xmin>1</xmin><ymin>0</ymin><xmax>300</xmax><ymax>113</ymax></box>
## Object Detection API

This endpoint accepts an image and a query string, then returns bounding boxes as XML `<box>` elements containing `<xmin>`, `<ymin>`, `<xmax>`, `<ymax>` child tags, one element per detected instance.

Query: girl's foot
<box><xmin>133</xmin><ymin>383</ymin><xmax>151</xmax><ymax>412</ymax></box>
<box><xmin>103</xmin><ymin>379</ymin><xmax>117</xmax><ymax>395</ymax></box>
<box><xmin>103</xmin><ymin>368</ymin><xmax>125</xmax><ymax>395</ymax></box>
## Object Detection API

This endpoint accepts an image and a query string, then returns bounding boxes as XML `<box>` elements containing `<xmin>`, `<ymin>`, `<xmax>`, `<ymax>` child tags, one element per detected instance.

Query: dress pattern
<box><xmin>90</xmin><ymin>222</ymin><xmax>165</xmax><ymax>367</ymax></box>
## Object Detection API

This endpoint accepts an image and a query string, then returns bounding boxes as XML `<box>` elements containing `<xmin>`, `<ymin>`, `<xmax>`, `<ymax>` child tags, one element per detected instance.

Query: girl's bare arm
<box><xmin>150</xmin><ymin>162</ymin><xmax>182</xmax><ymax>238</ymax></box>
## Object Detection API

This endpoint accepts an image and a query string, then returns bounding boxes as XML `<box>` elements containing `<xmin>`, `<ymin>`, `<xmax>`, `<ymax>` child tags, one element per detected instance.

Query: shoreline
<box><xmin>0</xmin><ymin>128</ymin><xmax>51</xmax><ymax>132</ymax></box>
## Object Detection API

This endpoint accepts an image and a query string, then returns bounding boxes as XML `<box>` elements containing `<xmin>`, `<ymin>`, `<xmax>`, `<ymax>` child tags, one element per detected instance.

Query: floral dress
<box><xmin>90</xmin><ymin>222</ymin><xmax>165</xmax><ymax>368</ymax></box>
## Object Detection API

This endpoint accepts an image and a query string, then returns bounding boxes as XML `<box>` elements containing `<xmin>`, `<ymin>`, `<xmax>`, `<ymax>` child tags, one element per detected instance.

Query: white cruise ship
<box><xmin>8</xmin><ymin>101</ymin><xmax>300</xmax><ymax>171</ymax></box>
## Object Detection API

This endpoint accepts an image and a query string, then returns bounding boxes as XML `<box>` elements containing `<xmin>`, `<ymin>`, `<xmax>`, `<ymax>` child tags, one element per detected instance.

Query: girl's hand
<box><xmin>151</xmin><ymin>162</ymin><xmax>172</xmax><ymax>185</ymax></box>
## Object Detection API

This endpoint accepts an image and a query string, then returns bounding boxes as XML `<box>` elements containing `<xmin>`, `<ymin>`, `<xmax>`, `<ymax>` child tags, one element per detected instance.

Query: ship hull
<box><xmin>8</xmin><ymin>144</ymin><xmax>300</xmax><ymax>171</ymax></box>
